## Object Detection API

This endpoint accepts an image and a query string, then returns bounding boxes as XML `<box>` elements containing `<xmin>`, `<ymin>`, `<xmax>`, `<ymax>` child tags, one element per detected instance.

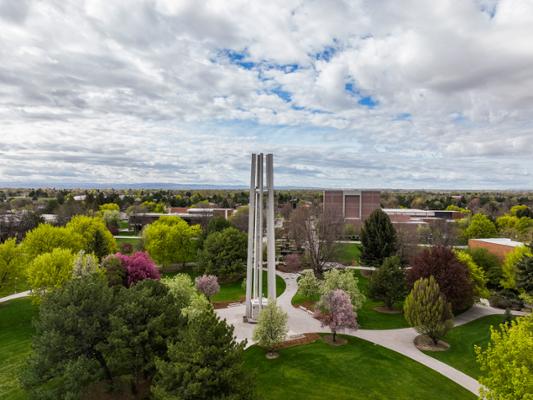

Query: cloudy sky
<box><xmin>1</xmin><ymin>0</ymin><xmax>532</xmax><ymax>189</ymax></box>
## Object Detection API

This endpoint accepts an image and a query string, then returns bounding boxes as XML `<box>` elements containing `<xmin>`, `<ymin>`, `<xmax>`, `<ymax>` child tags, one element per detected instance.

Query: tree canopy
<box><xmin>26</xmin><ymin>248</ymin><xmax>76</xmax><ymax>299</ymax></box>
<box><xmin>360</xmin><ymin>209</ymin><xmax>398</xmax><ymax>267</ymax></box>
<box><xmin>368</xmin><ymin>256</ymin><xmax>407</xmax><ymax>309</ymax></box>
<box><xmin>463</xmin><ymin>213</ymin><xmax>498</xmax><ymax>240</ymax></box>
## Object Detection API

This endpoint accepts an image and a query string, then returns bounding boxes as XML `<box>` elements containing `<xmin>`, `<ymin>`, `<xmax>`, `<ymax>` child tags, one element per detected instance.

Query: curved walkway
<box><xmin>216</xmin><ymin>271</ymin><xmax>527</xmax><ymax>397</ymax></box>
<box><xmin>0</xmin><ymin>290</ymin><xmax>30</xmax><ymax>303</ymax></box>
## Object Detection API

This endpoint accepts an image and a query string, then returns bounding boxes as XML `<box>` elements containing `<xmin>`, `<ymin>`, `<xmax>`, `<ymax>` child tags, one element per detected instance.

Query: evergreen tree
<box><xmin>152</xmin><ymin>308</ymin><xmax>255</xmax><ymax>400</ymax></box>
<box><xmin>516</xmin><ymin>250</ymin><xmax>533</xmax><ymax>296</ymax></box>
<box><xmin>368</xmin><ymin>256</ymin><xmax>407</xmax><ymax>309</ymax></box>
<box><xmin>360</xmin><ymin>209</ymin><xmax>397</xmax><ymax>267</ymax></box>
<box><xmin>404</xmin><ymin>276</ymin><xmax>453</xmax><ymax>344</ymax></box>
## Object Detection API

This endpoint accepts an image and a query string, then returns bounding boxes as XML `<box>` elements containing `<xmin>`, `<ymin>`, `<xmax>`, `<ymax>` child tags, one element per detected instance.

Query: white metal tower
<box><xmin>245</xmin><ymin>153</ymin><xmax>276</xmax><ymax>322</ymax></box>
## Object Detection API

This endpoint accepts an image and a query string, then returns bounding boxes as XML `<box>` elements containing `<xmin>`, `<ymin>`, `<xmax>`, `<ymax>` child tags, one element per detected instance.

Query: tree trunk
<box><xmin>332</xmin><ymin>331</ymin><xmax>336</xmax><ymax>342</ymax></box>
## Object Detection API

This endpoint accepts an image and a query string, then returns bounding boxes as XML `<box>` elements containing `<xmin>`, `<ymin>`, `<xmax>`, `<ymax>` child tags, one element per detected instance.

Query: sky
<box><xmin>0</xmin><ymin>0</ymin><xmax>532</xmax><ymax>189</ymax></box>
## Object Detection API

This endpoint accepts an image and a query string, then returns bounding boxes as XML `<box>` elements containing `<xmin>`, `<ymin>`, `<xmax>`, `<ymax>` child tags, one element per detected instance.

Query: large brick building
<box><xmin>323</xmin><ymin>190</ymin><xmax>381</xmax><ymax>230</ymax></box>
<box><xmin>468</xmin><ymin>238</ymin><xmax>525</xmax><ymax>260</ymax></box>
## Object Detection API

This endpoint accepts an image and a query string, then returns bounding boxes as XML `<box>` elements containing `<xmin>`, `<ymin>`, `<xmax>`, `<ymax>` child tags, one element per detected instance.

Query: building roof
<box><xmin>470</xmin><ymin>238</ymin><xmax>524</xmax><ymax>247</ymax></box>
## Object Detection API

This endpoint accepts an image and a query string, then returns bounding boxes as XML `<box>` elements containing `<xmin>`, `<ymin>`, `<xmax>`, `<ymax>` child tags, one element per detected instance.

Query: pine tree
<box><xmin>516</xmin><ymin>251</ymin><xmax>533</xmax><ymax>295</ymax></box>
<box><xmin>404</xmin><ymin>276</ymin><xmax>453</xmax><ymax>344</ymax></box>
<box><xmin>253</xmin><ymin>301</ymin><xmax>288</xmax><ymax>356</ymax></box>
<box><xmin>360</xmin><ymin>209</ymin><xmax>397</xmax><ymax>267</ymax></box>
<box><xmin>152</xmin><ymin>308</ymin><xmax>255</xmax><ymax>400</ymax></box>
<box><xmin>368</xmin><ymin>256</ymin><xmax>407</xmax><ymax>309</ymax></box>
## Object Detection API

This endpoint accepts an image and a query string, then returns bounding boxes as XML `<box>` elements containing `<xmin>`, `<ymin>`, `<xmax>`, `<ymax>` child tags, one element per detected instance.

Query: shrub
<box><xmin>408</xmin><ymin>246</ymin><xmax>474</xmax><ymax>313</ymax></box>
<box><xmin>488</xmin><ymin>290</ymin><xmax>524</xmax><ymax>310</ymax></box>
<box><xmin>404</xmin><ymin>276</ymin><xmax>453</xmax><ymax>344</ymax></box>
<box><xmin>298</xmin><ymin>270</ymin><xmax>321</xmax><ymax>298</ymax></box>
<box><xmin>368</xmin><ymin>256</ymin><xmax>407</xmax><ymax>309</ymax></box>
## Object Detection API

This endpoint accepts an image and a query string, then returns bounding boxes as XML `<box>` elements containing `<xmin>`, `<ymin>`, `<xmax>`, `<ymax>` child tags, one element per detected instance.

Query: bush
<box><xmin>488</xmin><ymin>289</ymin><xmax>524</xmax><ymax>310</ymax></box>
<box><xmin>408</xmin><ymin>246</ymin><xmax>474</xmax><ymax>313</ymax></box>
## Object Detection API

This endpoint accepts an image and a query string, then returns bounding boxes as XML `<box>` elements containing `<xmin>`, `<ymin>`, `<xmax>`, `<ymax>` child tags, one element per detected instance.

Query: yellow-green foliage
<box><xmin>501</xmin><ymin>246</ymin><xmax>532</xmax><ymax>289</ymax></box>
<box><xmin>476</xmin><ymin>314</ymin><xmax>533</xmax><ymax>400</ymax></box>
<box><xmin>99</xmin><ymin>203</ymin><xmax>120</xmax><ymax>212</ymax></box>
<box><xmin>21</xmin><ymin>224</ymin><xmax>83</xmax><ymax>260</ymax></box>
<box><xmin>66</xmin><ymin>215</ymin><xmax>118</xmax><ymax>257</ymax></box>
<box><xmin>26</xmin><ymin>248</ymin><xmax>76</xmax><ymax>299</ymax></box>
<box><xmin>446</xmin><ymin>205</ymin><xmax>470</xmax><ymax>214</ymax></box>
<box><xmin>0</xmin><ymin>238</ymin><xmax>24</xmax><ymax>288</ymax></box>
<box><xmin>454</xmin><ymin>250</ymin><xmax>490</xmax><ymax>299</ymax></box>
<box><xmin>143</xmin><ymin>216</ymin><xmax>201</xmax><ymax>267</ymax></box>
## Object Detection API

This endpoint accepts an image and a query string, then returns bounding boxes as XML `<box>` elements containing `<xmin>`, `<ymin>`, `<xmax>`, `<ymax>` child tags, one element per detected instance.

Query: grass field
<box><xmin>244</xmin><ymin>335</ymin><xmax>475</xmax><ymax>400</ymax></box>
<box><xmin>0</xmin><ymin>298</ymin><xmax>37</xmax><ymax>400</ymax></box>
<box><xmin>423</xmin><ymin>314</ymin><xmax>509</xmax><ymax>378</ymax></box>
<box><xmin>332</xmin><ymin>243</ymin><xmax>362</xmax><ymax>265</ymax></box>
<box><xmin>292</xmin><ymin>269</ymin><xmax>408</xmax><ymax>329</ymax></box>
<box><xmin>162</xmin><ymin>270</ymin><xmax>286</xmax><ymax>303</ymax></box>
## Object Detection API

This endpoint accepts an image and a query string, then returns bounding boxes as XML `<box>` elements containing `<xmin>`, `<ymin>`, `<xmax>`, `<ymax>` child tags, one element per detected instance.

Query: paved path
<box><xmin>0</xmin><ymin>290</ymin><xmax>31</xmax><ymax>303</ymax></box>
<box><xmin>216</xmin><ymin>271</ymin><xmax>527</xmax><ymax>397</ymax></box>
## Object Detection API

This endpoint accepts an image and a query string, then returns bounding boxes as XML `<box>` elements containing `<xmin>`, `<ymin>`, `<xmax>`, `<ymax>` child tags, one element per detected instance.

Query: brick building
<box><xmin>468</xmin><ymin>238</ymin><xmax>525</xmax><ymax>260</ymax></box>
<box><xmin>323</xmin><ymin>190</ymin><xmax>381</xmax><ymax>231</ymax></box>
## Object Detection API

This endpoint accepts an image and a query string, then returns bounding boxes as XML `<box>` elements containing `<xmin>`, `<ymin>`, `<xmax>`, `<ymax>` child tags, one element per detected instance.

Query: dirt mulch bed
<box><xmin>414</xmin><ymin>335</ymin><xmax>450</xmax><ymax>351</ymax></box>
<box><xmin>294</xmin><ymin>300</ymin><xmax>317</xmax><ymax>312</ymax></box>
<box><xmin>373</xmin><ymin>305</ymin><xmax>402</xmax><ymax>314</ymax></box>
<box><xmin>275</xmin><ymin>333</ymin><xmax>321</xmax><ymax>350</ymax></box>
<box><xmin>322</xmin><ymin>334</ymin><xmax>348</xmax><ymax>346</ymax></box>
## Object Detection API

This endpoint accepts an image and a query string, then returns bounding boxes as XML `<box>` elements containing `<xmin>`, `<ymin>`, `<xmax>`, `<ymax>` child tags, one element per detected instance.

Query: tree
<box><xmin>475</xmin><ymin>313</ymin><xmax>533</xmax><ymax>400</ymax></box>
<box><xmin>368</xmin><ymin>256</ymin><xmax>407</xmax><ymax>309</ymax></box>
<box><xmin>404</xmin><ymin>277</ymin><xmax>453</xmax><ymax>345</ymax></box>
<box><xmin>66</xmin><ymin>215</ymin><xmax>117</xmax><ymax>259</ymax></box>
<box><xmin>106</xmin><ymin>280</ymin><xmax>185</xmax><ymax>394</ymax></box>
<box><xmin>408</xmin><ymin>246</ymin><xmax>474</xmax><ymax>313</ymax></box>
<box><xmin>253</xmin><ymin>301</ymin><xmax>288</xmax><ymax>357</ymax></box>
<box><xmin>229</xmin><ymin>205</ymin><xmax>249</xmax><ymax>232</ymax></box>
<box><xmin>102</xmin><ymin>254</ymin><xmax>128</xmax><ymax>288</ymax></box>
<box><xmin>360</xmin><ymin>209</ymin><xmax>398</xmax><ymax>267</ymax></box>
<box><xmin>99</xmin><ymin>203</ymin><xmax>120</xmax><ymax>212</ymax></box>
<box><xmin>516</xmin><ymin>250</ymin><xmax>533</xmax><ymax>296</ymax></box>
<box><xmin>283</xmin><ymin>253</ymin><xmax>302</xmax><ymax>272</ymax></box>
<box><xmin>143</xmin><ymin>216</ymin><xmax>201</xmax><ymax>267</ymax></box>
<box><xmin>21</xmin><ymin>223</ymin><xmax>83</xmax><ymax>260</ymax></box>
<box><xmin>26</xmin><ymin>248</ymin><xmax>76</xmax><ymax>299</ymax></box>
<box><xmin>21</xmin><ymin>274</ymin><xmax>116</xmax><ymax>399</ymax></box>
<box><xmin>152</xmin><ymin>308</ymin><xmax>255</xmax><ymax>400</ymax></box>
<box><xmin>162</xmin><ymin>273</ymin><xmax>197</xmax><ymax>310</ymax></box>
<box><xmin>115</xmin><ymin>252</ymin><xmax>160</xmax><ymax>287</ymax></box>
<box><xmin>463</xmin><ymin>213</ymin><xmax>498</xmax><ymax>240</ymax></box>
<box><xmin>298</xmin><ymin>270</ymin><xmax>321</xmax><ymax>298</ymax></box>
<box><xmin>72</xmin><ymin>250</ymin><xmax>100</xmax><ymax>279</ymax></box>
<box><xmin>198</xmin><ymin>227</ymin><xmax>247</xmax><ymax>282</ymax></box>
<box><xmin>287</xmin><ymin>205</ymin><xmax>343</xmax><ymax>277</ymax></box>
<box><xmin>320</xmin><ymin>289</ymin><xmax>357</xmax><ymax>343</ymax></box>
<box><xmin>501</xmin><ymin>245</ymin><xmax>532</xmax><ymax>289</ymax></box>
<box><xmin>320</xmin><ymin>269</ymin><xmax>365</xmax><ymax>311</ymax></box>
<box><xmin>468</xmin><ymin>247</ymin><xmax>503</xmax><ymax>289</ymax></box>
<box><xmin>205</xmin><ymin>216</ymin><xmax>231</xmax><ymax>236</ymax></box>
<box><xmin>195</xmin><ymin>275</ymin><xmax>220</xmax><ymax>300</ymax></box>
<box><xmin>0</xmin><ymin>238</ymin><xmax>23</xmax><ymax>291</ymax></box>
<box><xmin>454</xmin><ymin>250</ymin><xmax>490</xmax><ymax>299</ymax></box>
<box><xmin>510</xmin><ymin>204</ymin><xmax>533</xmax><ymax>218</ymax></box>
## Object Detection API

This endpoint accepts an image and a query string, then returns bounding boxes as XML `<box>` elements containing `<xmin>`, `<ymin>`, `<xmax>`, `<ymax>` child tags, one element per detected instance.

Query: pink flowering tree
<box><xmin>195</xmin><ymin>274</ymin><xmax>220</xmax><ymax>300</ymax></box>
<box><xmin>115</xmin><ymin>251</ymin><xmax>160</xmax><ymax>287</ymax></box>
<box><xmin>321</xmin><ymin>289</ymin><xmax>357</xmax><ymax>342</ymax></box>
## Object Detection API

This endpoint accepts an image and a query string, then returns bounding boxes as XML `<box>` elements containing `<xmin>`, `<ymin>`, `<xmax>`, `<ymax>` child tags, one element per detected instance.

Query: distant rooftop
<box><xmin>470</xmin><ymin>238</ymin><xmax>524</xmax><ymax>247</ymax></box>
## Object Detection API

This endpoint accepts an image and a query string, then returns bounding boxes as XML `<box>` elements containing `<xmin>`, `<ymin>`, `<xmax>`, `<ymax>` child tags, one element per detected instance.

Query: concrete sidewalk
<box><xmin>0</xmin><ymin>290</ymin><xmax>31</xmax><ymax>303</ymax></box>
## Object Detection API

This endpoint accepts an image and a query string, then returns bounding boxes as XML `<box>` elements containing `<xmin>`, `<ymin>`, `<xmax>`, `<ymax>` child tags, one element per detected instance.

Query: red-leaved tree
<box><xmin>195</xmin><ymin>275</ymin><xmax>220</xmax><ymax>300</ymax></box>
<box><xmin>408</xmin><ymin>245</ymin><xmax>474</xmax><ymax>313</ymax></box>
<box><xmin>321</xmin><ymin>289</ymin><xmax>357</xmax><ymax>342</ymax></box>
<box><xmin>115</xmin><ymin>251</ymin><xmax>160</xmax><ymax>287</ymax></box>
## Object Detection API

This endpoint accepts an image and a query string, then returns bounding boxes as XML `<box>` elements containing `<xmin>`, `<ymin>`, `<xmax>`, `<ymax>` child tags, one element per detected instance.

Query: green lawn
<box><xmin>0</xmin><ymin>277</ymin><xmax>30</xmax><ymax>298</ymax></box>
<box><xmin>292</xmin><ymin>270</ymin><xmax>409</xmax><ymax>329</ymax></box>
<box><xmin>162</xmin><ymin>270</ymin><xmax>286</xmax><ymax>304</ymax></box>
<box><xmin>0</xmin><ymin>298</ymin><xmax>37</xmax><ymax>400</ymax></box>
<box><xmin>423</xmin><ymin>315</ymin><xmax>509</xmax><ymax>378</ymax></box>
<box><xmin>244</xmin><ymin>335</ymin><xmax>475</xmax><ymax>400</ymax></box>
<box><xmin>332</xmin><ymin>243</ymin><xmax>362</xmax><ymax>265</ymax></box>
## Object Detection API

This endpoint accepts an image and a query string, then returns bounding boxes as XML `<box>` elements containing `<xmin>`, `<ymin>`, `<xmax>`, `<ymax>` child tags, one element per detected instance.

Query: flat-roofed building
<box><xmin>468</xmin><ymin>238</ymin><xmax>525</xmax><ymax>260</ymax></box>
<box><xmin>323</xmin><ymin>190</ymin><xmax>381</xmax><ymax>231</ymax></box>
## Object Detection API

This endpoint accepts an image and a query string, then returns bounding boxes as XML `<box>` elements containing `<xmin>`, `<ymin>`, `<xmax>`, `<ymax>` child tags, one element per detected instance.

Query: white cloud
<box><xmin>0</xmin><ymin>0</ymin><xmax>532</xmax><ymax>189</ymax></box>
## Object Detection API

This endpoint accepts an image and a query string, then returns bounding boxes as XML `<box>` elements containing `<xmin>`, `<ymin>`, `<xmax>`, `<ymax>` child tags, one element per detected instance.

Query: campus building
<box><xmin>468</xmin><ymin>238</ymin><xmax>525</xmax><ymax>260</ymax></box>
<box><xmin>323</xmin><ymin>190</ymin><xmax>381</xmax><ymax>230</ymax></box>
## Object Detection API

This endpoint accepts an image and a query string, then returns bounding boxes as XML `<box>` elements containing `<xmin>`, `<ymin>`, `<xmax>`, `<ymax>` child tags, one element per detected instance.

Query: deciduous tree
<box><xmin>21</xmin><ymin>223</ymin><xmax>83</xmax><ymax>260</ymax></box>
<box><xmin>72</xmin><ymin>250</ymin><xmax>100</xmax><ymax>279</ymax></box>
<box><xmin>143</xmin><ymin>216</ymin><xmax>201</xmax><ymax>267</ymax></box>
<box><xmin>476</xmin><ymin>313</ymin><xmax>533</xmax><ymax>400</ymax></box>
<box><xmin>320</xmin><ymin>289</ymin><xmax>357</xmax><ymax>342</ymax></box>
<box><xmin>463</xmin><ymin>213</ymin><xmax>498</xmax><ymax>240</ymax></box>
<box><xmin>454</xmin><ymin>250</ymin><xmax>490</xmax><ymax>299</ymax></box>
<box><xmin>360</xmin><ymin>209</ymin><xmax>398</xmax><ymax>267</ymax></box>
<box><xmin>0</xmin><ymin>238</ymin><xmax>24</xmax><ymax>292</ymax></box>
<box><xmin>115</xmin><ymin>251</ymin><xmax>160</xmax><ymax>287</ymax></box>
<box><xmin>501</xmin><ymin>245</ymin><xmax>532</xmax><ymax>290</ymax></box>
<box><xmin>408</xmin><ymin>246</ymin><xmax>474</xmax><ymax>313</ymax></box>
<box><xmin>404</xmin><ymin>276</ymin><xmax>453</xmax><ymax>345</ymax></box>
<box><xmin>321</xmin><ymin>269</ymin><xmax>365</xmax><ymax>311</ymax></box>
<box><xmin>26</xmin><ymin>248</ymin><xmax>76</xmax><ymax>299</ymax></box>
<box><xmin>66</xmin><ymin>215</ymin><xmax>118</xmax><ymax>259</ymax></box>
<box><xmin>253</xmin><ymin>301</ymin><xmax>288</xmax><ymax>356</ymax></box>
<box><xmin>298</xmin><ymin>270</ymin><xmax>321</xmax><ymax>298</ymax></box>
<box><xmin>195</xmin><ymin>274</ymin><xmax>220</xmax><ymax>300</ymax></box>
